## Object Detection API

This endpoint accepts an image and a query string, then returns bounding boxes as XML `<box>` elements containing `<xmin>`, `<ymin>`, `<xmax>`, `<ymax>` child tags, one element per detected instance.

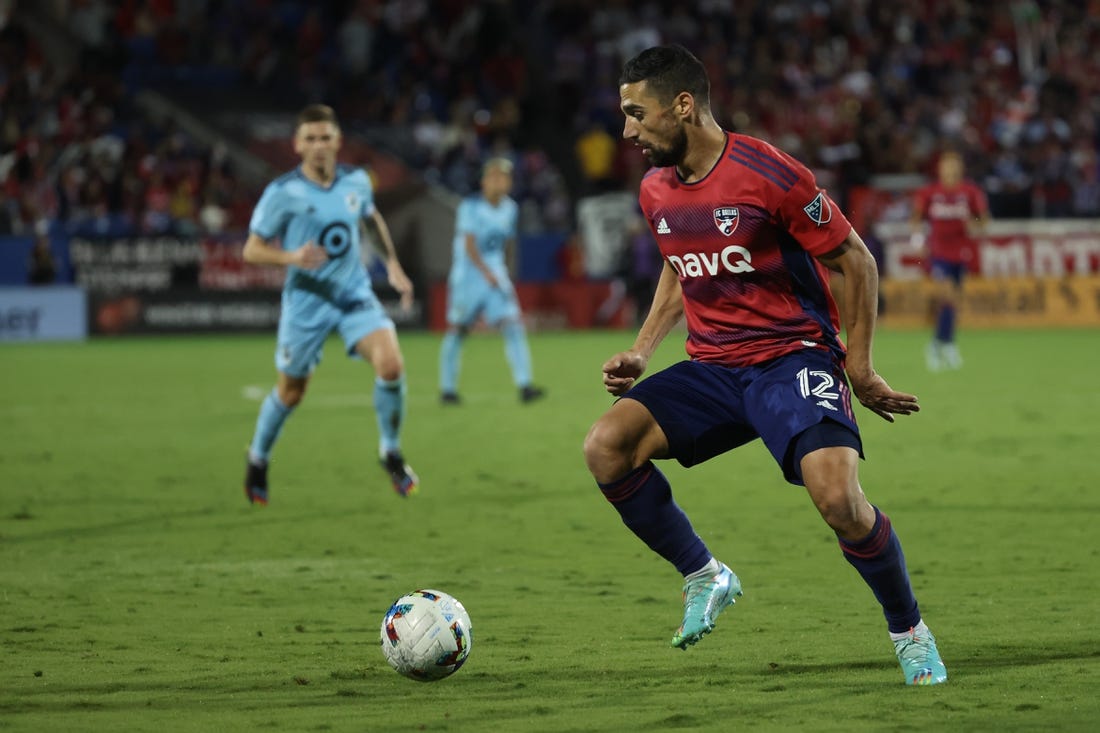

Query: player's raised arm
<box><xmin>603</xmin><ymin>260</ymin><xmax>682</xmax><ymax>395</ymax></box>
<box><xmin>816</xmin><ymin>230</ymin><xmax>919</xmax><ymax>422</ymax></box>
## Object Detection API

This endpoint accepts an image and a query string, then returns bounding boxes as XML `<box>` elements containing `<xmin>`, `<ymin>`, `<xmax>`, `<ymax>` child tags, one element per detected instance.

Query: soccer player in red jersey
<box><xmin>582</xmin><ymin>46</ymin><xmax>946</xmax><ymax>685</ymax></box>
<box><xmin>910</xmin><ymin>150</ymin><xmax>990</xmax><ymax>370</ymax></box>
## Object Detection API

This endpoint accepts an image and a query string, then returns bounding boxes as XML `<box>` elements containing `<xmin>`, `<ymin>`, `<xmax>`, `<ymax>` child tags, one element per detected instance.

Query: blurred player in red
<box><xmin>910</xmin><ymin>151</ymin><xmax>990</xmax><ymax>370</ymax></box>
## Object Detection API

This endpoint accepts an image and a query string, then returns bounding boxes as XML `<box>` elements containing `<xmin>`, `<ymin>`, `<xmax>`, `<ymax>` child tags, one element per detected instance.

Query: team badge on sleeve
<box><xmin>713</xmin><ymin>207</ymin><xmax>740</xmax><ymax>236</ymax></box>
<box><xmin>803</xmin><ymin>193</ymin><xmax>832</xmax><ymax>226</ymax></box>
<box><xmin>345</xmin><ymin>192</ymin><xmax>360</xmax><ymax>213</ymax></box>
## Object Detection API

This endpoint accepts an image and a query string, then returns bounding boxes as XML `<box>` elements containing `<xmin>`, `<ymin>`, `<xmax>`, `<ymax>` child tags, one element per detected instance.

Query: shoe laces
<box><xmin>895</xmin><ymin>627</ymin><xmax>933</xmax><ymax>662</ymax></box>
<box><xmin>683</xmin><ymin>571</ymin><xmax>721</xmax><ymax>605</ymax></box>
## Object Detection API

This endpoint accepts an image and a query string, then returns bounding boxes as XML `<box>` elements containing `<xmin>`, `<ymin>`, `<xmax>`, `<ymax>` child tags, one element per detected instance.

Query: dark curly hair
<box><xmin>619</xmin><ymin>45</ymin><xmax>710</xmax><ymax>106</ymax></box>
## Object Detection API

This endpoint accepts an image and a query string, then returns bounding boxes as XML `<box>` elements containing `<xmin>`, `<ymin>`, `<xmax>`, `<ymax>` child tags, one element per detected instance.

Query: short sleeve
<box><xmin>359</xmin><ymin>171</ymin><xmax>376</xmax><ymax>218</ymax></box>
<box><xmin>777</xmin><ymin>172</ymin><xmax>853</xmax><ymax>256</ymax></box>
<box><xmin>455</xmin><ymin>200</ymin><xmax>475</xmax><ymax>236</ymax></box>
<box><xmin>249</xmin><ymin>183</ymin><xmax>290</xmax><ymax>240</ymax></box>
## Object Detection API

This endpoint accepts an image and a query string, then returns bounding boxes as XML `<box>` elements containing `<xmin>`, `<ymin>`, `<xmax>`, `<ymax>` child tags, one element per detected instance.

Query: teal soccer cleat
<box><xmin>671</xmin><ymin>563</ymin><xmax>742</xmax><ymax>649</ymax></box>
<box><xmin>894</xmin><ymin>625</ymin><xmax>948</xmax><ymax>685</ymax></box>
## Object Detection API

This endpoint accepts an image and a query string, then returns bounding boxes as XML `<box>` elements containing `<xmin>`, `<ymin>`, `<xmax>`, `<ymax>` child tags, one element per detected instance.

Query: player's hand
<box><xmin>483</xmin><ymin>270</ymin><xmax>500</xmax><ymax>289</ymax></box>
<box><xmin>848</xmin><ymin>370</ymin><xmax>919</xmax><ymax>423</ymax></box>
<box><xmin>293</xmin><ymin>242</ymin><xmax>328</xmax><ymax>269</ymax></box>
<box><xmin>602</xmin><ymin>350</ymin><xmax>648</xmax><ymax>396</ymax></box>
<box><xmin>387</xmin><ymin>261</ymin><xmax>415</xmax><ymax>311</ymax></box>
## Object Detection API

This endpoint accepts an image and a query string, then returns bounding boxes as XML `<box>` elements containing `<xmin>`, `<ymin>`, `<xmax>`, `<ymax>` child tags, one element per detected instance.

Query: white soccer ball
<box><xmin>380</xmin><ymin>589</ymin><xmax>473</xmax><ymax>681</ymax></box>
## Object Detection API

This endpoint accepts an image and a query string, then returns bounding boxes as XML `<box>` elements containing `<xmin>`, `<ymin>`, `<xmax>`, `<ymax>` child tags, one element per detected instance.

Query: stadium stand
<box><xmin>3</xmin><ymin>0</ymin><xmax>1098</xmax><ymax>240</ymax></box>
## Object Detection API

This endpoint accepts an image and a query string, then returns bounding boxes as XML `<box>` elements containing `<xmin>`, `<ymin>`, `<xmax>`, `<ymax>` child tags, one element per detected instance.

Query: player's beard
<box><xmin>644</xmin><ymin>125</ymin><xmax>688</xmax><ymax>168</ymax></box>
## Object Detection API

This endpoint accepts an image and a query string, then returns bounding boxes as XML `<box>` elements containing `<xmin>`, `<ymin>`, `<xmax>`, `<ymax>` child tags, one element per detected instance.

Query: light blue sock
<box><xmin>501</xmin><ymin>320</ymin><xmax>533</xmax><ymax>387</ymax></box>
<box><xmin>374</xmin><ymin>376</ymin><xmax>406</xmax><ymax>454</ymax></box>
<box><xmin>249</xmin><ymin>389</ymin><xmax>294</xmax><ymax>464</ymax></box>
<box><xmin>439</xmin><ymin>330</ymin><xmax>463</xmax><ymax>393</ymax></box>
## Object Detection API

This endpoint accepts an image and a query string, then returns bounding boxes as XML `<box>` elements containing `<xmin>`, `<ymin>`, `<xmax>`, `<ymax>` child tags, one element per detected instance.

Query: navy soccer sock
<box><xmin>839</xmin><ymin>507</ymin><xmax>921</xmax><ymax>633</ymax></box>
<box><xmin>598</xmin><ymin>461</ymin><xmax>711</xmax><ymax>576</ymax></box>
<box><xmin>935</xmin><ymin>303</ymin><xmax>956</xmax><ymax>343</ymax></box>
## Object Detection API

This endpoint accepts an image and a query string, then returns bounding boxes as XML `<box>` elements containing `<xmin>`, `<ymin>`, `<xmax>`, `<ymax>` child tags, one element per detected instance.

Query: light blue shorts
<box><xmin>275</xmin><ymin>285</ymin><xmax>394</xmax><ymax>378</ymax></box>
<box><xmin>446</xmin><ymin>273</ymin><xmax>520</xmax><ymax>327</ymax></box>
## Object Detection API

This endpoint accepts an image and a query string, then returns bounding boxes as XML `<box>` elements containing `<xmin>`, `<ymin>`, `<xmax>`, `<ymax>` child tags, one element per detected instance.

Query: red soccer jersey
<box><xmin>913</xmin><ymin>180</ymin><xmax>988</xmax><ymax>264</ymax></box>
<box><xmin>639</xmin><ymin>132</ymin><xmax>853</xmax><ymax>368</ymax></box>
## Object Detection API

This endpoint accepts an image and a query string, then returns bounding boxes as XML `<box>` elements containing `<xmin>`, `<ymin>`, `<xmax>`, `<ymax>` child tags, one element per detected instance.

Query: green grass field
<box><xmin>2</xmin><ymin>328</ymin><xmax>1098</xmax><ymax>732</ymax></box>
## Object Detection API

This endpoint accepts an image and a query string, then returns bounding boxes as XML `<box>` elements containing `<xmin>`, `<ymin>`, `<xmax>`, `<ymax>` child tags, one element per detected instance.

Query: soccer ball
<box><xmin>380</xmin><ymin>589</ymin><xmax>472</xmax><ymax>681</ymax></box>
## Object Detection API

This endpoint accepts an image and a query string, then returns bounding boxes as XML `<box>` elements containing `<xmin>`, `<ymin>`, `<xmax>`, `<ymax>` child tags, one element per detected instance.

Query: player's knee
<box><xmin>375</xmin><ymin>356</ymin><xmax>404</xmax><ymax>382</ymax></box>
<box><xmin>815</xmin><ymin>493</ymin><xmax>866</xmax><ymax>535</ymax></box>
<box><xmin>802</xmin><ymin>449</ymin><xmax>870</xmax><ymax>535</ymax></box>
<box><xmin>808</xmin><ymin>482</ymin><xmax>872</xmax><ymax>536</ymax></box>
<box><xmin>278</xmin><ymin>382</ymin><xmax>307</xmax><ymax>407</ymax></box>
<box><xmin>582</xmin><ymin>418</ymin><xmax>634</xmax><ymax>481</ymax></box>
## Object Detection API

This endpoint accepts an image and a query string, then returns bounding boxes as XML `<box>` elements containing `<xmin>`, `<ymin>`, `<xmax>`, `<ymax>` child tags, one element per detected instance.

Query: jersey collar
<box><xmin>674</xmin><ymin>131</ymin><xmax>730</xmax><ymax>187</ymax></box>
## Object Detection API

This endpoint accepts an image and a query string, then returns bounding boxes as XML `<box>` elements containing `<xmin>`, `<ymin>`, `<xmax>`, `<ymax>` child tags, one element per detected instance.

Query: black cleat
<box><xmin>440</xmin><ymin>391</ymin><xmax>461</xmax><ymax>405</ymax></box>
<box><xmin>380</xmin><ymin>451</ymin><xmax>419</xmax><ymax>497</ymax></box>
<box><xmin>245</xmin><ymin>458</ymin><xmax>269</xmax><ymax>506</ymax></box>
<box><xmin>519</xmin><ymin>385</ymin><xmax>546</xmax><ymax>404</ymax></box>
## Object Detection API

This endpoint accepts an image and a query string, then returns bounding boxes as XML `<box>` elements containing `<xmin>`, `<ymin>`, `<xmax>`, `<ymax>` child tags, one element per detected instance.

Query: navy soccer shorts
<box><xmin>622</xmin><ymin>348</ymin><xmax>863</xmax><ymax>485</ymax></box>
<box><xmin>930</xmin><ymin>258</ymin><xmax>965</xmax><ymax>286</ymax></box>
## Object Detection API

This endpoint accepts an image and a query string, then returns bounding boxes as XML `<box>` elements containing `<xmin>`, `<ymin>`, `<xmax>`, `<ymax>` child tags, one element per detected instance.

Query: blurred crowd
<box><xmin>3</xmin><ymin>0</ymin><xmax>1100</xmax><ymax>239</ymax></box>
<box><xmin>1</xmin><ymin>23</ymin><xmax>247</xmax><ymax>236</ymax></box>
<box><xmin>537</xmin><ymin>0</ymin><xmax>1100</xmax><ymax>218</ymax></box>
<box><xmin>0</xmin><ymin>5</ymin><xmax>247</xmax><ymax>238</ymax></box>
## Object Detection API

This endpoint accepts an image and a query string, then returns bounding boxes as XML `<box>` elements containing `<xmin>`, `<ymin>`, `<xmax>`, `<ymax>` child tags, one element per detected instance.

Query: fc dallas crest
<box><xmin>713</xmin><ymin>206</ymin><xmax>740</xmax><ymax>236</ymax></box>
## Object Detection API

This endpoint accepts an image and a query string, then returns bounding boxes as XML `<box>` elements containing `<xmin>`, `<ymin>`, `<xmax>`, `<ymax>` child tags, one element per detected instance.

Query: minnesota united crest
<box><xmin>713</xmin><ymin>206</ymin><xmax>740</xmax><ymax>236</ymax></box>
<box><xmin>345</xmin><ymin>192</ymin><xmax>360</xmax><ymax>213</ymax></box>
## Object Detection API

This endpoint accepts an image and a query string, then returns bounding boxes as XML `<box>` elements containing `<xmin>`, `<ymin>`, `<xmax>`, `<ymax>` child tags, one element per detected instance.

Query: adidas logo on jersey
<box><xmin>656</xmin><ymin>217</ymin><xmax>671</xmax><ymax>234</ymax></box>
<box><xmin>667</xmin><ymin>244</ymin><xmax>756</xmax><ymax>278</ymax></box>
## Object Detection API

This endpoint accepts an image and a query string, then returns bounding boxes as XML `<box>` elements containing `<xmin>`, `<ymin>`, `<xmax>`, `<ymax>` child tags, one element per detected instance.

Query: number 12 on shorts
<box><xmin>797</xmin><ymin>367</ymin><xmax>839</xmax><ymax>400</ymax></box>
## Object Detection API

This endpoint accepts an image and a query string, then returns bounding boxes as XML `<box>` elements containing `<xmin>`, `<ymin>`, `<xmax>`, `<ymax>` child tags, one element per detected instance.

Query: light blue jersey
<box><xmin>446</xmin><ymin>194</ymin><xmax>520</xmax><ymax>327</ymax></box>
<box><xmin>250</xmin><ymin>164</ymin><xmax>393</xmax><ymax>376</ymax></box>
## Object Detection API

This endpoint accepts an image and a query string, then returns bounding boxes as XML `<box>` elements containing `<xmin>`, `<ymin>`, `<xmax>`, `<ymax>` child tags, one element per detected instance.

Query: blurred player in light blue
<box><xmin>439</xmin><ymin>158</ymin><xmax>544</xmax><ymax>405</ymax></box>
<box><xmin>242</xmin><ymin>104</ymin><xmax>418</xmax><ymax>504</ymax></box>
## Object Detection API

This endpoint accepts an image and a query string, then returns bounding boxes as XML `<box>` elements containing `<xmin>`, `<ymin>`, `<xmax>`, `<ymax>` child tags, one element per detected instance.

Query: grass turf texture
<box><xmin>1</xmin><ymin>329</ymin><xmax>1098</xmax><ymax>732</ymax></box>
